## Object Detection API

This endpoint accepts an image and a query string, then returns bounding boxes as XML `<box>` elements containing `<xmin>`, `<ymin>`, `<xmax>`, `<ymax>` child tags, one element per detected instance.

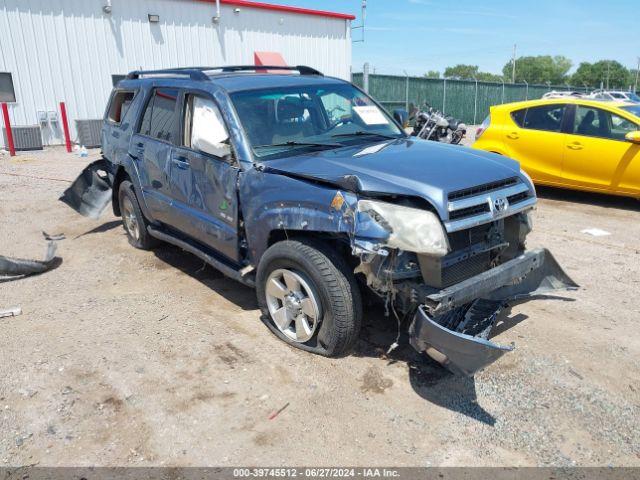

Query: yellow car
<box><xmin>473</xmin><ymin>98</ymin><xmax>640</xmax><ymax>198</ymax></box>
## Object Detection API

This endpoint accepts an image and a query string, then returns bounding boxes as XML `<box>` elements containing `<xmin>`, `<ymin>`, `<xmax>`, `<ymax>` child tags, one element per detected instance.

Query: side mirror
<box><xmin>393</xmin><ymin>109</ymin><xmax>409</xmax><ymax>128</ymax></box>
<box><xmin>625</xmin><ymin>131</ymin><xmax>640</xmax><ymax>144</ymax></box>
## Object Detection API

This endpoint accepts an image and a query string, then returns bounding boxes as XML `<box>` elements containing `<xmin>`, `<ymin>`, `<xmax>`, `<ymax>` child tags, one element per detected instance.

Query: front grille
<box><xmin>448</xmin><ymin>177</ymin><xmax>519</xmax><ymax>201</ymax></box>
<box><xmin>448</xmin><ymin>203</ymin><xmax>490</xmax><ymax>220</ymax></box>
<box><xmin>507</xmin><ymin>191</ymin><xmax>529</xmax><ymax>205</ymax></box>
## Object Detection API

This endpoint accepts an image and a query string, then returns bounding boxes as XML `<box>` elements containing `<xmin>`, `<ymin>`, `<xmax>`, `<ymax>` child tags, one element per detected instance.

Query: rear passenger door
<box><xmin>168</xmin><ymin>91</ymin><xmax>240</xmax><ymax>262</ymax></box>
<box><xmin>504</xmin><ymin>103</ymin><xmax>568</xmax><ymax>184</ymax></box>
<box><xmin>129</xmin><ymin>87</ymin><xmax>180</xmax><ymax>225</ymax></box>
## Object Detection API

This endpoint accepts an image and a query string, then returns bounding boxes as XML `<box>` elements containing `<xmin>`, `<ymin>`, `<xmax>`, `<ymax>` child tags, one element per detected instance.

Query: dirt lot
<box><xmin>1</xmin><ymin>146</ymin><xmax>639</xmax><ymax>467</ymax></box>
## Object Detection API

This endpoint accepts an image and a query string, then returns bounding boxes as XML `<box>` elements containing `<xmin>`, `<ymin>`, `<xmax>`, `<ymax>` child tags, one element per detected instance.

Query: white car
<box><xmin>589</xmin><ymin>90</ymin><xmax>640</xmax><ymax>102</ymax></box>
<box><xmin>542</xmin><ymin>91</ymin><xmax>585</xmax><ymax>99</ymax></box>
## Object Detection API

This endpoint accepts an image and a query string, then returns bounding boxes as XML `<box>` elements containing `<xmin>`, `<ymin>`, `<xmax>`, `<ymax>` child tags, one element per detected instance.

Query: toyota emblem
<box><xmin>493</xmin><ymin>197</ymin><xmax>508</xmax><ymax>214</ymax></box>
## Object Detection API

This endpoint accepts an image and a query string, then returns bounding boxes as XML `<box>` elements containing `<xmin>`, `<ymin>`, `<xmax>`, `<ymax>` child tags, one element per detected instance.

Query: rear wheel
<box><xmin>256</xmin><ymin>239</ymin><xmax>362</xmax><ymax>357</ymax></box>
<box><xmin>118</xmin><ymin>180</ymin><xmax>158</xmax><ymax>250</ymax></box>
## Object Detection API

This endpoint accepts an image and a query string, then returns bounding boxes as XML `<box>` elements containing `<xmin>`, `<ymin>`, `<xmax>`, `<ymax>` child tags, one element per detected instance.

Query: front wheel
<box><xmin>256</xmin><ymin>239</ymin><xmax>362</xmax><ymax>357</ymax></box>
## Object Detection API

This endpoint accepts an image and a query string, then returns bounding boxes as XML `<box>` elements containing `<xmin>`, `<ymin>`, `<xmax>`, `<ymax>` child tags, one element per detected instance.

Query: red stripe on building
<box><xmin>194</xmin><ymin>0</ymin><xmax>356</xmax><ymax>20</ymax></box>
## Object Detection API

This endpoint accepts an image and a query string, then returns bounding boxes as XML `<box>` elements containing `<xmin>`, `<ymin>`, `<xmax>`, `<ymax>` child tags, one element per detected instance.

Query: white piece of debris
<box><xmin>581</xmin><ymin>228</ymin><xmax>611</xmax><ymax>237</ymax></box>
<box><xmin>0</xmin><ymin>306</ymin><xmax>22</xmax><ymax>318</ymax></box>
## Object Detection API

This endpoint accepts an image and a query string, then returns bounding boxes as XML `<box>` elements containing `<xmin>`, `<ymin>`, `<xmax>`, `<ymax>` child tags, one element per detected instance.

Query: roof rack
<box><xmin>126</xmin><ymin>68</ymin><xmax>210</xmax><ymax>81</ymax></box>
<box><xmin>214</xmin><ymin>65</ymin><xmax>323</xmax><ymax>76</ymax></box>
<box><xmin>125</xmin><ymin>65</ymin><xmax>323</xmax><ymax>81</ymax></box>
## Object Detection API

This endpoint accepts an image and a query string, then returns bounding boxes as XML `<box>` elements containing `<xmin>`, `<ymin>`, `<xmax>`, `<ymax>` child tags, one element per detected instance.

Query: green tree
<box><xmin>571</xmin><ymin>60</ymin><xmax>633</xmax><ymax>89</ymax></box>
<box><xmin>424</xmin><ymin>70</ymin><xmax>440</xmax><ymax>79</ymax></box>
<box><xmin>476</xmin><ymin>72</ymin><xmax>505</xmax><ymax>83</ymax></box>
<box><xmin>443</xmin><ymin>64</ymin><xmax>502</xmax><ymax>81</ymax></box>
<box><xmin>502</xmin><ymin>55</ymin><xmax>572</xmax><ymax>84</ymax></box>
<box><xmin>444</xmin><ymin>64</ymin><xmax>479</xmax><ymax>80</ymax></box>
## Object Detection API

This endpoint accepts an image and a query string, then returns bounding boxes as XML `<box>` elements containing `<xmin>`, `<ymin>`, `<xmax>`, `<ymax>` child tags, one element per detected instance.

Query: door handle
<box><xmin>567</xmin><ymin>142</ymin><xmax>583</xmax><ymax>150</ymax></box>
<box><xmin>506</xmin><ymin>132</ymin><xmax>519</xmax><ymax>139</ymax></box>
<box><xmin>171</xmin><ymin>156</ymin><xmax>190</xmax><ymax>169</ymax></box>
<box><xmin>131</xmin><ymin>142</ymin><xmax>144</xmax><ymax>159</ymax></box>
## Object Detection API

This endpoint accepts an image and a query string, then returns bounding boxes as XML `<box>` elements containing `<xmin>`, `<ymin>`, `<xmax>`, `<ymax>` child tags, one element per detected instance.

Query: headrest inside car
<box><xmin>276</xmin><ymin>98</ymin><xmax>305</xmax><ymax>122</ymax></box>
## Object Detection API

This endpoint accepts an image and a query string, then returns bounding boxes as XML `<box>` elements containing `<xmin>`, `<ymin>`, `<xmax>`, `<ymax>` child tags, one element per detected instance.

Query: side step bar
<box><xmin>147</xmin><ymin>226</ymin><xmax>255</xmax><ymax>287</ymax></box>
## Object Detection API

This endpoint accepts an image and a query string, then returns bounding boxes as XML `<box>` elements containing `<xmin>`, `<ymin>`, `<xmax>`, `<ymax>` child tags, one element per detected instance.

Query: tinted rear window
<box><xmin>511</xmin><ymin>104</ymin><xmax>566</xmax><ymax>132</ymax></box>
<box><xmin>511</xmin><ymin>109</ymin><xmax>526</xmax><ymax>127</ymax></box>
<box><xmin>139</xmin><ymin>88</ymin><xmax>179</xmax><ymax>143</ymax></box>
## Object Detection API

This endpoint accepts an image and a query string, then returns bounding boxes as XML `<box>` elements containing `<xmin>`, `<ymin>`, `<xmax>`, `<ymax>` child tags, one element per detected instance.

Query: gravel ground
<box><xmin>0</xmin><ymin>146</ymin><xmax>639</xmax><ymax>467</ymax></box>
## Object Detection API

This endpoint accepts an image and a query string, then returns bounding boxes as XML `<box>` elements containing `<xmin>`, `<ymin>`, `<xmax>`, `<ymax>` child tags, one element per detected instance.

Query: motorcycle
<box><xmin>410</xmin><ymin>104</ymin><xmax>467</xmax><ymax>145</ymax></box>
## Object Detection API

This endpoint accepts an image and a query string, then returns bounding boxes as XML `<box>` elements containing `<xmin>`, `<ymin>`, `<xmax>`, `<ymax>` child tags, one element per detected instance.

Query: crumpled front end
<box><xmin>349</xmin><ymin>182</ymin><xmax>578</xmax><ymax>376</ymax></box>
<box><xmin>409</xmin><ymin>248</ymin><xmax>577</xmax><ymax>376</ymax></box>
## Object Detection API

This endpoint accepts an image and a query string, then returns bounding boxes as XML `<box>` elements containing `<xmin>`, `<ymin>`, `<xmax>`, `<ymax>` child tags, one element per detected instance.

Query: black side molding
<box><xmin>147</xmin><ymin>226</ymin><xmax>255</xmax><ymax>287</ymax></box>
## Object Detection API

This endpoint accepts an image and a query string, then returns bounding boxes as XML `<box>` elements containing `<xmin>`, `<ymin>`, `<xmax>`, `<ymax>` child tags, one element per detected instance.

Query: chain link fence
<box><xmin>352</xmin><ymin>68</ymin><xmax>590</xmax><ymax>125</ymax></box>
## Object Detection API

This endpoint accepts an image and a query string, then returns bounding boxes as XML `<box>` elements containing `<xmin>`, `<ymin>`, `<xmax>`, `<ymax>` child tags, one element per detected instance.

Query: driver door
<box><xmin>562</xmin><ymin>105</ymin><xmax>640</xmax><ymax>195</ymax></box>
<box><xmin>168</xmin><ymin>91</ymin><xmax>240</xmax><ymax>262</ymax></box>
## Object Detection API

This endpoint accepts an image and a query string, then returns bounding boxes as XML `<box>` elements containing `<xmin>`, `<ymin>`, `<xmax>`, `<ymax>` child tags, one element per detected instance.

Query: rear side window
<box><xmin>511</xmin><ymin>109</ymin><xmax>526</xmax><ymax>127</ymax></box>
<box><xmin>106</xmin><ymin>90</ymin><xmax>136</xmax><ymax>124</ymax></box>
<box><xmin>512</xmin><ymin>104</ymin><xmax>566</xmax><ymax>133</ymax></box>
<box><xmin>138</xmin><ymin>88</ymin><xmax>179</xmax><ymax>143</ymax></box>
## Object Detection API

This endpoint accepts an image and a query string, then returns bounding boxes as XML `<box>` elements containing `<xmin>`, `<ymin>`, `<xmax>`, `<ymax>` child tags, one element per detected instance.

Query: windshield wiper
<box><xmin>331</xmin><ymin>131</ymin><xmax>400</xmax><ymax>140</ymax></box>
<box><xmin>254</xmin><ymin>140</ymin><xmax>343</xmax><ymax>149</ymax></box>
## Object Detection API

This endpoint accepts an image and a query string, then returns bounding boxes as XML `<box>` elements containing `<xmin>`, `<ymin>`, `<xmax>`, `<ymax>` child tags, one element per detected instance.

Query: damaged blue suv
<box><xmin>62</xmin><ymin>65</ymin><xmax>576</xmax><ymax>376</ymax></box>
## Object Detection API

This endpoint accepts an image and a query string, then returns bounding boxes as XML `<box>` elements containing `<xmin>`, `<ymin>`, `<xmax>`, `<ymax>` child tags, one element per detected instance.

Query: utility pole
<box><xmin>511</xmin><ymin>44</ymin><xmax>517</xmax><ymax>84</ymax></box>
<box><xmin>635</xmin><ymin>57</ymin><xmax>639</xmax><ymax>93</ymax></box>
<box><xmin>606</xmin><ymin>61</ymin><xmax>610</xmax><ymax>90</ymax></box>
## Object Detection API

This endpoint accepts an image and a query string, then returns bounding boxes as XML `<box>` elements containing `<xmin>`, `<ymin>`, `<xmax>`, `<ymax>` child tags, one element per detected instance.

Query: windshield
<box><xmin>621</xmin><ymin>105</ymin><xmax>640</xmax><ymax>118</ymax></box>
<box><xmin>230</xmin><ymin>83</ymin><xmax>404</xmax><ymax>160</ymax></box>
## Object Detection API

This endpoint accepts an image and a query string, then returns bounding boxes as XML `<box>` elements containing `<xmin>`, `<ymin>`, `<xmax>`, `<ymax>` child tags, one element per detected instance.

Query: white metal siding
<box><xmin>0</xmin><ymin>0</ymin><xmax>352</xmax><ymax>147</ymax></box>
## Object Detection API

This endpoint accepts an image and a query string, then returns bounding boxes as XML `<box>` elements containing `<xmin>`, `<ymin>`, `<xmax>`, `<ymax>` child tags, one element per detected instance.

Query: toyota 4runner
<box><xmin>62</xmin><ymin>65</ymin><xmax>577</xmax><ymax>375</ymax></box>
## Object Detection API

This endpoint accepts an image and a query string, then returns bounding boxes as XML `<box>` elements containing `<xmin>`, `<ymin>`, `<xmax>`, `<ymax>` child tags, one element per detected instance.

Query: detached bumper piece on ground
<box><xmin>0</xmin><ymin>232</ymin><xmax>63</xmax><ymax>280</ymax></box>
<box><xmin>409</xmin><ymin>249</ymin><xmax>578</xmax><ymax>376</ymax></box>
<box><xmin>59</xmin><ymin>159</ymin><xmax>112</xmax><ymax>219</ymax></box>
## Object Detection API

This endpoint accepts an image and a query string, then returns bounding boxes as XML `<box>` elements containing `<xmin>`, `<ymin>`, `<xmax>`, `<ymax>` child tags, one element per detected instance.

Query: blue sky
<box><xmin>276</xmin><ymin>0</ymin><xmax>638</xmax><ymax>76</ymax></box>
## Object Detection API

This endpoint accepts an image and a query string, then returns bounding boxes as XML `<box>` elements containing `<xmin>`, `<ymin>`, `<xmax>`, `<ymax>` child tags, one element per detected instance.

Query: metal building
<box><xmin>0</xmin><ymin>0</ymin><xmax>355</xmax><ymax>149</ymax></box>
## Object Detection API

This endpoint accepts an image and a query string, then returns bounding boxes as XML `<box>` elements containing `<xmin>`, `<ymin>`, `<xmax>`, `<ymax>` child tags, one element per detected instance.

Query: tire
<box><xmin>118</xmin><ymin>180</ymin><xmax>158</xmax><ymax>250</ymax></box>
<box><xmin>256</xmin><ymin>239</ymin><xmax>362</xmax><ymax>357</ymax></box>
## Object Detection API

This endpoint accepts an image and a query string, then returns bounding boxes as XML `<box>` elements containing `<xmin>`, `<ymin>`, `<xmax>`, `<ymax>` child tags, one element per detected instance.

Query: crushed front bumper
<box><xmin>409</xmin><ymin>248</ymin><xmax>577</xmax><ymax>376</ymax></box>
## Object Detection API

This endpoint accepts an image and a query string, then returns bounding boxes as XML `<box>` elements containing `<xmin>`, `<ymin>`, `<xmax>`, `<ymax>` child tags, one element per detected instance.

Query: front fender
<box><xmin>239</xmin><ymin>169</ymin><xmax>360</xmax><ymax>264</ymax></box>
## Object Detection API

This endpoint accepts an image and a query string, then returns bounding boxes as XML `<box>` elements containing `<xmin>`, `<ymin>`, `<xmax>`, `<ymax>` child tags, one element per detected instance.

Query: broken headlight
<box><xmin>357</xmin><ymin>199</ymin><xmax>450</xmax><ymax>256</ymax></box>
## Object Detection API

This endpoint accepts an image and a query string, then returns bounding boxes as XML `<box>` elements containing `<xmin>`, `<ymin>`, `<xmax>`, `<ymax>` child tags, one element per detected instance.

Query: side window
<box><xmin>521</xmin><ymin>104</ymin><xmax>566</xmax><ymax>132</ymax></box>
<box><xmin>138</xmin><ymin>88</ymin><xmax>179</xmax><ymax>142</ymax></box>
<box><xmin>511</xmin><ymin>108</ymin><xmax>526</xmax><ymax>127</ymax></box>
<box><xmin>106</xmin><ymin>90</ymin><xmax>137</xmax><ymax>124</ymax></box>
<box><xmin>609</xmin><ymin>112</ymin><xmax>637</xmax><ymax>140</ymax></box>
<box><xmin>149</xmin><ymin>88</ymin><xmax>178</xmax><ymax>142</ymax></box>
<box><xmin>574</xmin><ymin>106</ymin><xmax>638</xmax><ymax>140</ymax></box>
<box><xmin>183</xmin><ymin>94</ymin><xmax>231</xmax><ymax>158</ymax></box>
<box><xmin>0</xmin><ymin>72</ymin><xmax>16</xmax><ymax>102</ymax></box>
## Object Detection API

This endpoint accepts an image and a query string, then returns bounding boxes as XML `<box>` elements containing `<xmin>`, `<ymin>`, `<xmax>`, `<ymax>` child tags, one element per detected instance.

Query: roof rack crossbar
<box><xmin>213</xmin><ymin>65</ymin><xmax>323</xmax><ymax>76</ymax></box>
<box><xmin>126</xmin><ymin>68</ymin><xmax>210</xmax><ymax>81</ymax></box>
<box><xmin>125</xmin><ymin>65</ymin><xmax>323</xmax><ymax>80</ymax></box>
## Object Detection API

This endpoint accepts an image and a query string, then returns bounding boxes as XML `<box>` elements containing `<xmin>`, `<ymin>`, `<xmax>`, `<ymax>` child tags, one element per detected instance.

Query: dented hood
<box><xmin>260</xmin><ymin>138</ymin><xmax>523</xmax><ymax>218</ymax></box>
